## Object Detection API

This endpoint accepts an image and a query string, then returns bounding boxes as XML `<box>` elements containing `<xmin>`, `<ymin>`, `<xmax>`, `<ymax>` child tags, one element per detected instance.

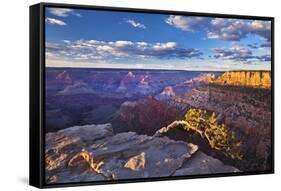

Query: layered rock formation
<box><xmin>177</xmin><ymin>86</ymin><xmax>271</xmax><ymax>135</ymax></box>
<box><xmin>46</xmin><ymin>123</ymin><xmax>239</xmax><ymax>184</ymax></box>
<box><xmin>155</xmin><ymin>86</ymin><xmax>176</xmax><ymax>101</ymax></box>
<box><xmin>58</xmin><ymin>81</ymin><xmax>95</xmax><ymax>95</ymax></box>
<box><xmin>169</xmin><ymin>84</ymin><xmax>272</xmax><ymax>171</ymax></box>
<box><xmin>210</xmin><ymin>71</ymin><xmax>271</xmax><ymax>89</ymax></box>
<box><xmin>185</xmin><ymin>73</ymin><xmax>216</xmax><ymax>86</ymax></box>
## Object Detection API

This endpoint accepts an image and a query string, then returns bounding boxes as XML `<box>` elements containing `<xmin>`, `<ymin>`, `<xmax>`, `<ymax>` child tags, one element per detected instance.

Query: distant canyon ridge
<box><xmin>210</xmin><ymin>71</ymin><xmax>271</xmax><ymax>89</ymax></box>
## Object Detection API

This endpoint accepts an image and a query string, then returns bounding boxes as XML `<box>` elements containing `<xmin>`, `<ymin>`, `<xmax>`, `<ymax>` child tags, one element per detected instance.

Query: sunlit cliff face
<box><xmin>210</xmin><ymin>71</ymin><xmax>271</xmax><ymax>89</ymax></box>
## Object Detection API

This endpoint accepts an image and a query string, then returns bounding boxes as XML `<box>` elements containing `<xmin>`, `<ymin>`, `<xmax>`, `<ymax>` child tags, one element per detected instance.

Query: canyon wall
<box><xmin>210</xmin><ymin>71</ymin><xmax>271</xmax><ymax>89</ymax></box>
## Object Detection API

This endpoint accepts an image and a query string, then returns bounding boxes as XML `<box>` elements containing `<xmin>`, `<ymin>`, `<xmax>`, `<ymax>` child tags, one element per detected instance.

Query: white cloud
<box><xmin>165</xmin><ymin>16</ymin><xmax>271</xmax><ymax>43</ymax></box>
<box><xmin>62</xmin><ymin>40</ymin><xmax>71</xmax><ymax>44</ymax></box>
<box><xmin>153</xmin><ymin>42</ymin><xmax>177</xmax><ymax>50</ymax></box>
<box><xmin>46</xmin><ymin>39</ymin><xmax>203</xmax><ymax>62</ymax></box>
<box><xmin>165</xmin><ymin>15</ymin><xmax>205</xmax><ymax>32</ymax></box>
<box><xmin>136</xmin><ymin>42</ymin><xmax>148</xmax><ymax>46</ymax></box>
<box><xmin>45</xmin><ymin>17</ymin><xmax>66</xmax><ymax>26</ymax></box>
<box><xmin>126</xmin><ymin>19</ymin><xmax>146</xmax><ymax>29</ymax></box>
<box><xmin>48</xmin><ymin>8</ymin><xmax>81</xmax><ymax>17</ymax></box>
<box><xmin>211</xmin><ymin>45</ymin><xmax>271</xmax><ymax>63</ymax></box>
<box><xmin>114</xmin><ymin>40</ymin><xmax>134</xmax><ymax>47</ymax></box>
<box><xmin>207</xmin><ymin>18</ymin><xmax>271</xmax><ymax>41</ymax></box>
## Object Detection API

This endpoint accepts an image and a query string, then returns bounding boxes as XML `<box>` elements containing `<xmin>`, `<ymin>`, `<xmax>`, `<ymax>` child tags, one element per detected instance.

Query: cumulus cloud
<box><xmin>212</xmin><ymin>46</ymin><xmax>252</xmax><ymax>61</ymax></box>
<box><xmin>207</xmin><ymin>18</ymin><xmax>271</xmax><ymax>42</ymax></box>
<box><xmin>126</xmin><ymin>19</ymin><xmax>146</xmax><ymax>29</ymax></box>
<box><xmin>46</xmin><ymin>39</ymin><xmax>203</xmax><ymax>62</ymax></box>
<box><xmin>212</xmin><ymin>46</ymin><xmax>270</xmax><ymax>63</ymax></box>
<box><xmin>48</xmin><ymin>8</ymin><xmax>81</xmax><ymax>17</ymax></box>
<box><xmin>45</xmin><ymin>17</ymin><xmax>66</xmax><ymax>26</ymax></box>
<box><xmin>165</xmin><ymin>16</ymin><xmax>271</xmax><ymax>43</ymax></box>
<box><xmin>165</xmin><ymin>15</ymin><xmax>205</xmax><ymax>32</ymax></box>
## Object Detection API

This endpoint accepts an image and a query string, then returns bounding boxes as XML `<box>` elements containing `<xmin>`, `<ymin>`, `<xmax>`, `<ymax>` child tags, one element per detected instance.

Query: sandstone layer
<box><xmin>210</xmin><ymin>71</ymin><xmax>271</xmax><ymax>89</ymax></box>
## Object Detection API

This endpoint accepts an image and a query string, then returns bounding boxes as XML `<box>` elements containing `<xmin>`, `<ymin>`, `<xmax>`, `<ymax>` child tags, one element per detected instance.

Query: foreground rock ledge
<box><xmin>45</xmin><ymin>123</ymin><xmax>239</xmax><ymax>184</ymax></box>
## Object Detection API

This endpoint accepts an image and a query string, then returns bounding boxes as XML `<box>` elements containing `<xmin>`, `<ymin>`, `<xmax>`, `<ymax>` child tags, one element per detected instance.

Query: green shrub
<box><xmin>184</xmin><ymin>108</ymin><xmax>243</xmax><ymax>160</ymax></box>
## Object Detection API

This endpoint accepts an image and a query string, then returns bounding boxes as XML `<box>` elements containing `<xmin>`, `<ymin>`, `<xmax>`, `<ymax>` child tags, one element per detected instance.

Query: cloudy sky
<box><xmin>45</xmin><ymin>7</ymin><xmax>271</xmax><ymax>71</ymax></box>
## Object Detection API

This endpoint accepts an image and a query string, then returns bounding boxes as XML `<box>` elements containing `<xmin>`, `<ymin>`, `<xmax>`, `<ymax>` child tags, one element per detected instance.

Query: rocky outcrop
<box><xmin>176</xmin><ymin>86</ymin><xmax>271</xmax><ymax>135</ymax></box>
<box><xmin>116</xmin><ymin>72</ymin><xmax>156</xmax><ymax>97</ymax></box>
<box><xmin>210</xmin><ymin>71</ymin><xmax>271</xmax><ymax>89</ymax></box>
<box><xmin>185</xmin><ymin>73</ymin><xmax>216</xmax><ymax>86</ymax></box>
<box><xmin>115</xmin><ymin>98</ymin><xmax>181</xmax><ymax>135</ymax></box>
<box><xmin>155</xmin><ymin>86</ymin><xmax>176</xmax><ymax>101</ymax></box>
<box><xmin>55</xmin><ymin>70</ymin><xmax>73</xmax><ymax>85</ymax></box>
<box><xmin>170</xmin><ymin>84</ymin><xmax>272</xmax><ymax>171</ymax></box>
<box><xmin>46</xmin><ymin>123</ymin><xmax>239</xmax><ymax>184</ymax></box>
<box><xmin>58</xmin><ymin>81</ymin><xmax>95</xmax><ymax>95</ymax></box>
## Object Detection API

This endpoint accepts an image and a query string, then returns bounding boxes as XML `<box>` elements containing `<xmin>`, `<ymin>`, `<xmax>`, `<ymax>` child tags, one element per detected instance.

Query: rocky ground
<box><xmin>45</xmin><ymin>123</ymin><xmax>239</xmax><ymax>184</ymax></box>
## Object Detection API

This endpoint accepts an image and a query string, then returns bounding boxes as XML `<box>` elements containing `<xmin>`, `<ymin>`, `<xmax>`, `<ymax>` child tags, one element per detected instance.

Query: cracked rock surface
<box><xmin>46</xmin><ymin>123</ymin><xmax>239</xmax><ymax>184</ymax></box>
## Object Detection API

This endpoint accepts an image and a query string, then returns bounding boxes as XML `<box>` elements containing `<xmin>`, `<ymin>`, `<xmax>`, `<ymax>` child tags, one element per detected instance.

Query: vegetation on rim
<box><xmin>159</xmin><ymin>108</ymin><xmax>243</xmax><ymax>160</ymax></box>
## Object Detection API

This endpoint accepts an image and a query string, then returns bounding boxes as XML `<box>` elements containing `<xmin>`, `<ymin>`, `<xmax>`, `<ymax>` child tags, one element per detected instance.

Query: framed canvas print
<box><xmin>29</xmin><ymin>2</ymin><xmax>274</xmax><ymax>188</ymax></box>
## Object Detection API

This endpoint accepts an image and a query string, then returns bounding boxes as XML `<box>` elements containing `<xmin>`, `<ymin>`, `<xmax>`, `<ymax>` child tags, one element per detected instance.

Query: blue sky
<box><xmin>45</xmin><ymin>7</ymin><xmax>271</xmax><ymax>71</ymax></box>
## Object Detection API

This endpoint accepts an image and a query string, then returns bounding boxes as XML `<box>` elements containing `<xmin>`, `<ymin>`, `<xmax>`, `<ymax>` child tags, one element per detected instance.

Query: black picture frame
<box><xmin>30</xmin><ymin>2</ymin><xmax>274</xmax><ymax>188</ymax></box>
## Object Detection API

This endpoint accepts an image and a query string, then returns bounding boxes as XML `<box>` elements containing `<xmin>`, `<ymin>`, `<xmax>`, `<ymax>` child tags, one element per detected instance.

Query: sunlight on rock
<box><xmin>124</xmin><ymin>152</ymin><xmax>146</xmax><ymax>171</ymax></box>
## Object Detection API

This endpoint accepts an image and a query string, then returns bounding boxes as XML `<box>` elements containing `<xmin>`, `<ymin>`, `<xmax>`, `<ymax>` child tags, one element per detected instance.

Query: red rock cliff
<box><xmin>210</xmin><ymin>71</ymin><xmax>271</xmax><ymax>89</ymax></box>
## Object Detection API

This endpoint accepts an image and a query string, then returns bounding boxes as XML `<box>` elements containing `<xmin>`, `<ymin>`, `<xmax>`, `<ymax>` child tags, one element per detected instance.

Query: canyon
<box><xmin>45</xmin><ymin>68</ymin><xmax>272</xmax><ymax>183</ymax></box>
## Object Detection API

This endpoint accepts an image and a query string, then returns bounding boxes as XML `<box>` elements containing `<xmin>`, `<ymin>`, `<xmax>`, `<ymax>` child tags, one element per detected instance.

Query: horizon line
<box><xmin>45</xmin><ymin>66</ymin><xmax>271</xmax><ymax>72</ymax></box>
